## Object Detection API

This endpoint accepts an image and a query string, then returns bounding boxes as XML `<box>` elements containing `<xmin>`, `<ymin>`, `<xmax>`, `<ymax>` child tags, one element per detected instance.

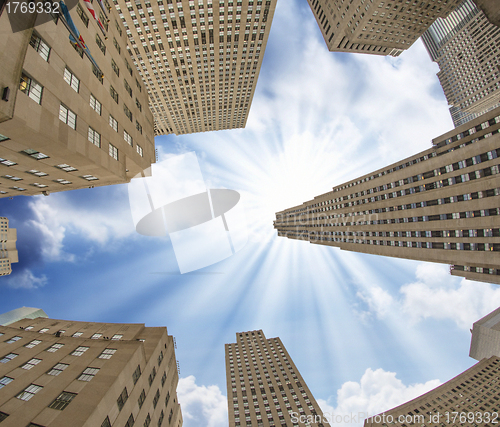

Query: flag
<box><xmin>82</xmin><ymin>0</ymin><xmax>108</xmax><ymax>38</ymax></box>
<box><xmin>96</xmin><ymin>0</ymin><xmax>110</xmax><ymax>22</ymax></box>
<box><xmin>58</xmin><ymin>1</ymin><xmax>103</xmax><ymax>78</ymax></box>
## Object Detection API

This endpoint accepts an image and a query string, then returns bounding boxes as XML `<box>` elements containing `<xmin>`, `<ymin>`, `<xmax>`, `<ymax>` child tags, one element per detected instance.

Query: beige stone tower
<box><xmin>470</xmin><ymin>306</ymin><xmax>500</xmax><ymax>361</ymax></box>
<box><xmin>0</xmin><ymin>2</ymin><xmax>155</xmax><ymax>198</ymax></box>
<box><xmin>306</xmin><ymin>0</ymin><xmax>461</xmax><ymax>56</ymax></box>
<box><xmin>225</xmin><ymin>330</ymin><xmax>331</xmax><ymax>427</ymax></box>
<box><xmin>0</xmin><ymin>315</ymin><xmax>182</xmax><ymax>427</ymax></box>
<box><xmin>0</xmin><ymin>217</ymin><xmax>18</xmax><ymax>276</ymax></box>
<box><xmin>274</xmin><ymin>107</ymin><xmax>500</xmax><ymax>284</ymax></box>
<box><xmin>113</xmin><ymin>0</ymin><xmax>278</xmax><ymax>135</ymax></box>
<box><xmin>364</xmin><ymin>356</ymin><xmax>500</xmax><ymax>426</ymax></box>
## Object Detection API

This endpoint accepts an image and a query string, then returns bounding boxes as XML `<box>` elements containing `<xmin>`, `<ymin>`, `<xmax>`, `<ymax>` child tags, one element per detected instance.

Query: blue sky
<box><xmin>2</xmin><ymin>1</ymin><xmax>500</xmax><ymax>426</ymax></box>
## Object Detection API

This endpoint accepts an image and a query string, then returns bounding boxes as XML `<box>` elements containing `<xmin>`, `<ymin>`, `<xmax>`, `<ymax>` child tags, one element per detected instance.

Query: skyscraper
<box><xmin>0</xmin><ymin>314</ymin><xmax>182</xmax><ymax>427</ymax></box>
<box><xmin>421</xmin><ymin>0</ymin><xmax>500</xmax><ymax>127</ymax></box>
<box><xmin>0</xmin><ymin>3</ymin><xmax>155</xmax><ymax>198</ymax></box>
<box><xmin>274</xmin><ymin>107</ymin><xmax>500</xmax><ymax>284</ymax></box>
<box><xmin>0</xmin><ymin>217</ymin><xmax>17</xmax><ymax>276</ymax></box>
<box><xmin>470</xmin><ymin>306</ymin><xmax>500</xmax><ymax>361</ymax></box>
<box><xmin>306</xmin><ymin>0</ymin><xmax>461</xmax><ymax>57</ymax></box>
<box><xmin>225</xmin><ymin>330</ymin><xmax>330</xmax><ymax>427</ymax></box>
<box><xmin>363</xmin><ymin>356</ymin><xmax>500</xmax><ymax>426</ymax></box>
<box><xmin>113</xmin><ymin>0</ymin><xmax>277</xmax><ymax>135</ymax></box>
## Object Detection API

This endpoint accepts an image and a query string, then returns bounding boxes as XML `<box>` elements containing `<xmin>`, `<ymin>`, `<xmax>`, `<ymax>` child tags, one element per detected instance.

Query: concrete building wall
<box><xmin>0</xmin><ymin>316</ymin><xmax>182</xmax><ymax>427</ymax></box>
<box><xmin>470</xmin><ymin>306</ymin><xmax>500</xmax><ymax>361</ymax></box>
<box><xmin>0</xmin><ymin>3</ymin><xmax>155</xmax><ymax>198</ymax></box>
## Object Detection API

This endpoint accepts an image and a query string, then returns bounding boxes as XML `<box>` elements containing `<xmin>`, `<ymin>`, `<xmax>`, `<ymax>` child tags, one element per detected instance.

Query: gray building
<box><xmin>0</xmin><ymin>307</ymin><xmax>48</xmax><ymax>327</ymax></box>
<box><xmin>421</xmin><ymin>0</ymin><xmax>500</xmax><ymax>127</ymax></box>
<box><xmin>470</xmin><ymin>306</ymin><xmax>500</xmax><ymax>361</ymax></box>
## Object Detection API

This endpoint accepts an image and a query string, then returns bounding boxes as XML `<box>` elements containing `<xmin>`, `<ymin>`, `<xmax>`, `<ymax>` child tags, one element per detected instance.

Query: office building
<box><xmin>421</xmin><ymin>0</ymin><xmax>500</xmax><ymax>127</ymax></box>
<box><xmin>306</xmin><ymin>0</ymin><xmax>461</xmax><ymax>57</ymax></box>
<box><xmin>0</xmin><ymin>314</ymin><xmax>182</xmax><ymax>427</ymax></box>
<box><xmin>0</xmin><ymin>307</ymin><xmax>48</xmax><ymax>326</ymax></box>
<box><xmin>0</xmin><ymin>1</ymin><xmax>155</xmax><ymax>198</ymax></box>
<box><xmin>274</xmin><ymin>107</ymin><xmax>500</xmax><ymax>284</ymax></box>
<box><xmin>470</xmin><ymin>306</ymin><xmax>500</xmax><ymax>361</ymax></box>
<box><xmin>225</xmin><ymin>330</ymin><xmax>330</xmax><ymax>427</ymax></box>
<box><xmin>0</xmin><ymin>217</ymin><xmax>17</xmax><ymax>276</ymax></box>
<box><xmin>113</xmin><ymin>0</ymin><xmax>277</xmax><ymax>135</ymax></box>
<box><xmin>473</xmin><ymin>0</ymin><xmax>500</xmax><ymax>27</ymax></box>
<box><xmin>364</xmin><ymin>356</ymin><xmax>500</xmax><ymax>426</ymax></box>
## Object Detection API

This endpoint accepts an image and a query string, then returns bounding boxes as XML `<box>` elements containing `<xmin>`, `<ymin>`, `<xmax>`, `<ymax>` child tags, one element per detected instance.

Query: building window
<box><xmin>111</xmin><ymin>58</ymin><xmax>120</xmax><ymax>76</ymax></box>
<box><xmin>63</xmin><ymin>68</ymin><xmax>80</xmax><ymax>92</ymax></box>
<box><xmin>25</xmin><ymin>339</ymin><xmax>42</xmax><ymax>348</ymax></box>
<box><xmin>0</xmin><ymin>411</ymin><xmax>8</xmax><ymax>421</ymax></box>
<box><xmin>49</xmin><ymin>391</ymin><xmax>77</xmax><ymax>410</ymax></box>
<box><xmin>0</xmin><ymin>158</ymin><xmax>16</xmax><ymax>166</ymax></box>
<box><xmin>99</xmin><ymin>348</ymin><xmax>116</xmax><ymax>359</ymax></box>
<box><xmin>0</xmin><ymin>353</ymin><xmax>17</xmax><ymax>363</ymax></box>
<box><xmin>21</xmin><ymin>358</ymin><xmax>42</xmax><ymax>370</ymax></box>
<box><xmin>47</xmin><ymin>363</ymin><xmax>68</xmax><ymax>376</ymax></box>
<box><xmin>125</xmin><ymin>414</ymin><xmax>134</xmax><ymax>427</ymax></box>
<box><xmin>124</xmin><ymin>104</ymin><xmax>132</xmax><ymax>121</ymax></box>
<box><xmin>144</xmin><ymin>414</ymin><xmax>151</xmax><ymax>427</ymax></box>
<box><xmin>153</xmin><ymin>389</ymin><xmax>160</xmax><ymax>408</ymax></box>
<box><xmin>0</xmin><ymin>377</ymin><xmax>13</xmax><ymax>389</ymax></box>
<box><xmin>59</xmin><ymin>104</ymin><xmax>77</xmax><ymax>130</ymax></box>
<box><xmin>23</xmin><ymin>149</ymin><xmax>49</xmax><ymax>160</ymax></box>
<box><xmin>115</xmin><ymin>19</ymin><xmax>122</xmax><ymax>36</ymax></box>
<box><xmin>136</xmin><ymin>144</ymin><xmax>143</xmax><ymax>157</ymax></box>
<box><xmin>46</xmin><ymin>343</ymin><xmax>64</xmax><ymax>352</ymax></box>
<box><xmin>19</xmin><ymin>73</ymin><xmax>43</xmax><ymax>105</ymax></box>
<box><xmin>90</xmin><ymin>94</ymin><xmax>102</xmax><ymax>115</ymax></box>
<box><xmin>109</xmin><ymin>144</ymin><xmax>118</xmax><ymax>160</ymax></box>
<box><xmin>136</xmin><ymin>98</ymin><xmax>142</xmax><ymax>111</ymax></box>
<box><xmin>99</xmin><ymin>10</ymin><xmax>108</xmax><ymax>30</ymax></box>
<box><xmin>38</xmin><ymin>328</ymin><xmax>49</xmax><ymax>333</ymax></box>
<box><xmin>117</xmin><ymin>387</ymin><xmax>128</xmax><ymax>411</ymax></box>
<box><xmin>161</xmin><ymin>371</ymin><xmax>166</xmax><ymax>387</ymax></box>
<box><xmin>29</xmin><ymin>32</ymin><xmax>51</xmax><ymax>61</ymax></box>
<box><xmin>136</xmin><ymin>120</ymin><xmax>142</xmax><ymax>134</ymax></box>
<box><xmin>78</xmin><ymin>367</ymin><xmax>100</xmax><ymax>381</ymax></box>
<box><xmin>4</xmin><ymin>336</ymin><xmax>21</xmax><ymax>344</ymax></box>
<box><xmin>96</xmin><ymin>33</ymin><xmax>106</xmax><ymax>54</ymax></box>
<box><xmin>109</xmin><ymin>115</ymin><xmax>118</xmax><ymax>131</ymax></box>
<box><xmin>148</xmin><ymin>366</ymin><xmax>156</xmax><ymax>386</ymax></box>
<box><xmin>76</xmin><ymin>3</ymin><xmax>89</xmax><ymax>27</ymax></box>
<box><xmin>91</xmin><ymin>333</ymin><xmax>102</xmax><ymax>339</ymax></box>
<box><xmin>125</xmin><ymin>59</ymin><xmax>132</xmax><ymax>75</ymax></box>
<box><xmin>54</xmin><ymin>178</ymin><xmax>72</xmax><ymax>185</ymax></box>
<box><xmin>93</xmin><ymin>64</ymin><xmax>104</xmax><ymax>83</ymax></box>
<box><xmin>71</xmin><ymin>346</ymin><xmax>89</xmax><ymax>356</ymax></box>
<box><xmin>113</xmin><ymin>37</ymin><xmax>121</xmax><ymax>54</ymax></box>
<box><xmin>17</xmin><ymin>384</ymin><xmax>43</xmax><ymax>401</ymax></box>
<box><xmin>124</xmin><ymin>130</ymin><xmax>133</xmax><ymax>146</ymax></box>
<box><xmin>110</xmin><ymin>85</ymin><xmax>119</xmax><ymax>103</ymax></box>
<box><xmin>158</xmin><ymin>350</ymin><xmax>164</xmax><ymax>366</ymax></box>
<box><xmin>82</xmin><ymin>174</ymin><xmax>98</xmax><ymax>181</ymax></box>
<box><xmin>158</xmin><ymin>410</ymin><xmax>164</xmax><ymax>427</ymax></box>
<box><xmin>124</xmin><ymin>79</ymin><xmax>132</xmax><ymax>97</ymax></box>
<box><xmin>101</xmin><ymin>416</ymin><xmax>111</xmax><ymax>427</ymax></box>
<box><xmin>56</xmin><ymin>164</ymin><xmax>77</xmax><ymax>172</ymax></box>
<box><xmin>138</xmin><ymin>389</ymin><xmax>146</xmax><ymax>408</ymax></box>
<box><xmin>72</xmin><ymin>332</ymin><xmax>83</xmax><ymax>337</ymax></box>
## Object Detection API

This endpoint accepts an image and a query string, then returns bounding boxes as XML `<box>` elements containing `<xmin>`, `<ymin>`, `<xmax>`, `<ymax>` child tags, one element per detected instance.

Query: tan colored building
<box><xmin>0</xmin><ymin>315</ymin><xmax>182</xmax><ymax>427</ymax></box>
<box><xmin>473</xmin><ymin>0</ymin><xmax>500</xmax><ymax>27</ymax></box>
<box><xmin>274</xmin><ymin>107</ymin><xmax>500</xmax><ymax>284</ymax></box>
<box><xmin>225</xmin><ymin>330</ymin><xmax>330</xmax><ymax>427</ymax></box>
<box><xmin>0</xmin><ymin>2</ymin><xmax>155</xmax><ymax>198</ymax></box>
<box><xmin>470</xmin><ymin>306</ymin><xmax>500</xmax><ymax>361</ymax></box>
<box><xmin>306</xmin><ymin>0</ymin><xmax>461</xmax><ymax>57</ymax></box>
<box><xmin>421</xmin><ymin>0</ymin><xmax>500</xmax><ymax>127</ymax></box>
<box><xmin>0</xmin><ymin>217</ymin><xmax>18</xmax><ymax>276</ymax></box>
<box><xmin>364</xmin><ymin>356</ymin><xmax>500</xmax><ymax>426</ymax></box>
<box><xmin>113</xmin><ymin>0</ymin><xmax>277</xmax><ymax>135</ymax></box>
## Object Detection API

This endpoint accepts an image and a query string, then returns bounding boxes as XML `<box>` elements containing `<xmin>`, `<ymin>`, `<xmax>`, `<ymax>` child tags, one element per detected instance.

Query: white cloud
<box><xmin>317</xmin><ymin>368</ymin><xmax>441</xmax><ymax>426</ymax></box>
<box><xmin>357</xmin><ymin>263</ymin><xmax>500</xmax><ymax>330</ymax></box>
<box><xmin>2</xmin><ymin>269</ymin><xmax>48</xmax><ymax>289</ymax></box>
<box><xmin>26</xmin><ymin>193</ymin><xmax>136</xmax><ymax>262</ymax></box>
<box><xmin>177</xmin><ymin>376</ymin><xmax>228</xmax><ymax>427</ymax></box>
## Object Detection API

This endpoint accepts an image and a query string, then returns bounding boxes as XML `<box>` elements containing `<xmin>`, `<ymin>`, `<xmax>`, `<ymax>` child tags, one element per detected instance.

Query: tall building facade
<box><xmin>0</xmin><ymin>315</ymin><xmax>182</xmax><ymax>427</ymax></box>
<box><xmin>0</xmin><ymin>2</ymin><xmax>155</xmax><ymax>198</ymax></box>
<box><xmin>0</xmin><ymin>217</ymin><xmax>17</xmax><ymax>276</ymax></box>
<box><xmin>363</xmin><ymin>356</ymin><xmax>500</xmax><ymax>426</ymax></box>
<box><xmin>421</xmin><ymin>0</ymin><xmax>500</xmax><ymax>127</ymax></box>
<box><xmin>274</xmin><ymin>107</ymin><xmax>500</xmax><ymax>284</ymax></box>
<box><xmin>470</xmin><ymin>306</ymin><xmax>500</xmax><ymax>361</ymax></box>
<box><xmin>225</xmin><ymin>330</ymin><xmax>330</xmax><ymax>427</ymax></box>
<box><xmin>113</xmin><ymin>0</ymin><xmax>277</xmax><ymax>135</ymax></box>
<box><xmin>306</xmin><ymin>0</ymin><xmax>461</xmax><ymax>57</ymax></box>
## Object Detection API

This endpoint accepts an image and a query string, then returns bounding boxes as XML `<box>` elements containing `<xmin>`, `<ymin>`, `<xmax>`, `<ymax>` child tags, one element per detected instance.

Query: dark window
<box><xmin>0</xmin><ymin>412</ymin><xmax>8</xmax><ymax>422</ymax></box>
<box><xmin>48</xmin><ymin>391</ymin><xmax>77</xmax><ymax>410</ymax></box>
<box><xmin>124</xmin><ymin>413</ymin><xmax>134</xmax><ymax>427</ymax></box>
<box><xmin>153</xmin><ymin>389</ymin><xmax>160</xmax><ymax>408</ymax></box>
<box><xmin>138</xmin><ymin>389</ymin><xmax>146</xmax><ymax>408</ymax></box>
<box><xmin>76</xmin><ymin>3</ymin><xmax>89</xmax><ymax>27</ymax></box>
<box><xmin>117</xmin><ymin>387</ymin><xmax>128</xmax><ymax>411</ymax></box>
<box><xmin>101</xmin><ymin>416</ymin><xmax>111</xmax><ymax>427</ymax></box>
<box><xmin>132</xmin><ymin>365</ymin><xmax>141</xmax><ymax>385</ymax></box>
